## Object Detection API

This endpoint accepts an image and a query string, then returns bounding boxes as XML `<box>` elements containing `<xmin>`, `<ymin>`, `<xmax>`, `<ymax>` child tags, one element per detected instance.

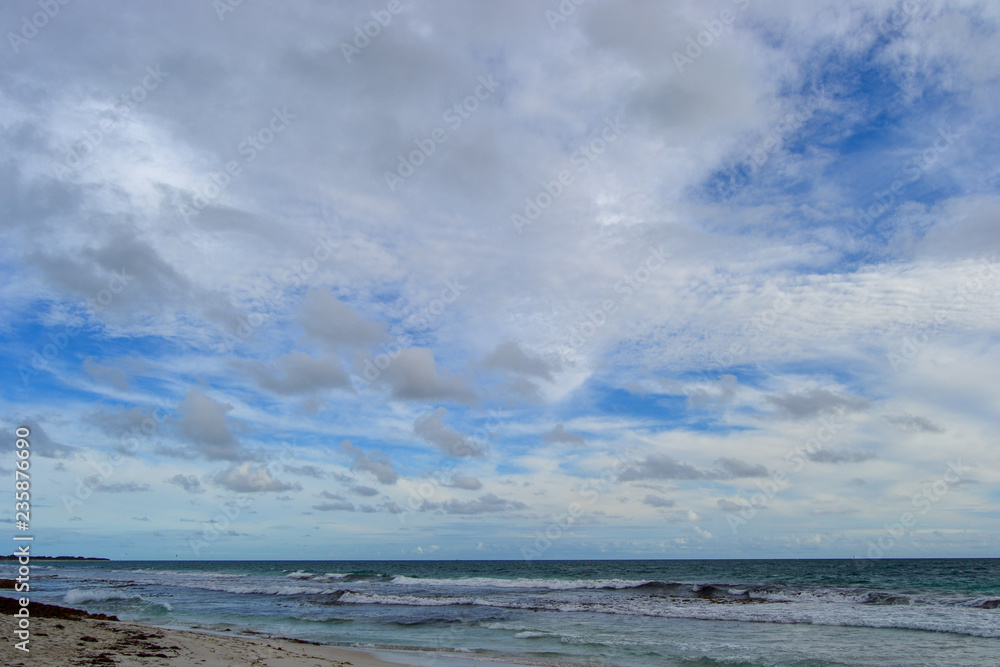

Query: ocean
<box><xmin>3</xmin><ymin>558</ymin><xmax>998</xmax><ymax>666</ymax></box>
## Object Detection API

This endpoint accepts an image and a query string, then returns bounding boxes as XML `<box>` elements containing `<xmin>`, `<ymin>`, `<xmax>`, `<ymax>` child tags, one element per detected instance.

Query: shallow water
<box><xmin>5</xmin><ymin>558</ymin><xmax>999</xmax><ymax>666</ymax></box>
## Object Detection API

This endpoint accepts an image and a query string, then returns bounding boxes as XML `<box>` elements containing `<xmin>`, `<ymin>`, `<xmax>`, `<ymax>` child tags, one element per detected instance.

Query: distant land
<box><xmin>0</xmin><ymin>555</ymin><xmax>110</xmax><ymax>561</ymax></box>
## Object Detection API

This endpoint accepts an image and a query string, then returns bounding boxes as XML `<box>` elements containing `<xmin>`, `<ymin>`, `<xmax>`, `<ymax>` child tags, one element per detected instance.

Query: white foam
<box><xmin>389</xmin><ymin>576</ymin><xmax>648</xmax><ymax>590</ymax></box>
<box><xmin>64</xmin><ymin>588</ymin><xmax>173</xmax><ymax>611</ymax></box>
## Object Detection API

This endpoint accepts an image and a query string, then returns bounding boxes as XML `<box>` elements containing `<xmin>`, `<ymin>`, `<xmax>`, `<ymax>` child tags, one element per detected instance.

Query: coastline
<box><xmin>0</xmin><ymin>613</ymin><xmax>410</xmax><ymax>667</ymax></box>
<box><xmin>0</xmin><ymin>597</ymin><xmax>541</xmax><ymax>667</ymax></box>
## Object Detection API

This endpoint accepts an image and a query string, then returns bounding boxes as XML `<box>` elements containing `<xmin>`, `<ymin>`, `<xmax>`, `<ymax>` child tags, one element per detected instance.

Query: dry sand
<box><xmin>1</xmin><ymin>609</ymin><xmax>413</xmax><ymax>667</ymax></box>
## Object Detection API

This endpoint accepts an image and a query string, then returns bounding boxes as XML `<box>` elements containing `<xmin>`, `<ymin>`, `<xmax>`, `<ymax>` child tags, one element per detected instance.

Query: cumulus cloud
<box><xmin>93</xmin><ymin>482</ymin><xmax>151</xmax><ymax>493</ymax></box>
<box><xmin>283</xmin><ymin>464</ymin><xmax>328</xmax><ymax>478</ymax></box>
<box><xmin>619</xmin><ymin>454</ymin><xmax>767</xmax><ymax>482</ymax></box>
<box><xmin>717</xmin><ymin>498</ymin><xmax>746</xmax><ymax>512</ymax></box>
<box><xmin>297</xmin><ymin>289</ymin><xmax>386</xmax><ymax>349</ymax></box>
<box><xmin>7</xmin><ymin>419</ymin><xmax>77</xmax><ymax>458</ymax></box>
<box><xmin>340</xmin><ymin>440</ymin><xmax>399</xmax><ymax>484</ymax></box>
<box><xmin>413</xmin><ymin>408</ymin><xmax>487</xmax><ymax>458</ymax></box>
<box><xmin>439</xmin><ymin>493</ymin><xmax>528</xmax><ymax>515</ymax></box>
<box><xmin>447</xmin><ymin>475</ymin><xmax>483</xmax><ymax>490</ymax></box>
<box><xmin>643</xmin><ymin>494</ymin><xmax>675</xmax><ymax>508</ymax></box>
<box><xmin>236</xmin><ymin>350</ymin><xmax>351</xmax><ymax>395</ymax></box>
<box><xmin>662</xmin><ymin>509</ymin><xmax>702</xmax><ymax>523</ymax></box>
<box><xmin>175</xmin><ymin>388</ymin><xmax>249</xmax><ymax>461</ymax></box>
<box><xmin>82</xmin><ymin>358</ymin><xmax>131</xmax><ymax>391</ymax></box>
<box><xmin>214</xmin><ymin>462</ymin><xmax>301</xmax><ymax>492</ymax></box>
<box><xmin>86</xmin><ymin>404</ymin><xmax>163</xmax><ymax>454</ymax></box>
<box><xmin>350</xmin><ymin>485</ymin><xmax>380</xmax><ymax>496</ymax></box>
<box><xmin>715</xmin><ymin>457</ymin><xmax>768</xmax><ymax>478</ymax></box>
<box><xmin>168</xmin><ymin>474</ymin><xmax>204</xmax><ymax>493</ymax></box>
<box><xmin>542</xmin><ymin>423</ymin><xmax>586</xmax><ymax>446</ymax></box>
<box><xmin>765</xmin><ymin>388</ymin><xmax>869</xmax><ymax>420</ymax></box>
<box><xmin>619</xmin><ymin>454</ymin><xmax>718</xmax><ymax>481</ymax></box>
<box><xmin>378</xmin><ymin>348</ymin><xmax>476</xmax><ymax>403</ymax></box>
<box><xmin>806</xmin><ymin>448</ymin><xmax>877</xmax><ymax>464</ymax></box>
<box><xmin>483</xmin><ymin>341</ymin><xmax>560</xmax><ymax>380</ymax></box>
<box><xmin>884</xmin><ymin>414</ymin><xmax>945</xmax><ymax>433</ymax></box>
<box><xmin>313</xmin><ymin>500</ymin><xmax>355</xmax><ymax>511</ymax></box>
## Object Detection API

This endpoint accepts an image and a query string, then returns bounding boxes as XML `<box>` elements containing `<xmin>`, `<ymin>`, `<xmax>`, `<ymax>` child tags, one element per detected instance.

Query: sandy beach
<box><xmin>0</xmin><ymin>600</ymin><xmax>411</xmax><ymax>667</ymax></box>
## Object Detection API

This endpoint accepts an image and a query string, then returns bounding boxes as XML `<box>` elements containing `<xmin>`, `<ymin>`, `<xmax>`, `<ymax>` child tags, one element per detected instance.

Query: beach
<box><xmin>0</xmin><ymin>603</ymin><xmax>409</xmax><ymax>667</ymax></box>
<box><xmin>3</xmin><ymin>558</ymin><xmax>998</xmax><ymax>666</ymax></box>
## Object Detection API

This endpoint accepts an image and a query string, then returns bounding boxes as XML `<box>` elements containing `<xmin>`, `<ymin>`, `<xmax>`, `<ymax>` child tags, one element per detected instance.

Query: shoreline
<box><xmin>0</xmin><ymin>597</ymin><xmax>543</xmax><ymax>667</ymax></box>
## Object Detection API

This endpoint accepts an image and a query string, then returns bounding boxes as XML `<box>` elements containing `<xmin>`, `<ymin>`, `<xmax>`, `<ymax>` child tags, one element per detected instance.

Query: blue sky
<box><xmin>2</xmin><ymin>0</ymin><xmax>999</xmax><ymax>560</ymax></box>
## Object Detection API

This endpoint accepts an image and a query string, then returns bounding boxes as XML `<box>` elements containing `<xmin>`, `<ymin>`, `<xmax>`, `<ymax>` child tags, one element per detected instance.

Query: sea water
<box><xmin>4</xmin><ymin>558</ymin><xmax>998</xmax><ymax>666</ymax></box>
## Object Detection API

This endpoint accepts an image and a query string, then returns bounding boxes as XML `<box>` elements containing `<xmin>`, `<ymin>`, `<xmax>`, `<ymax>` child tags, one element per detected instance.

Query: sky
<box><xmin>1</xmin><ymin>0</ymin><xmax>999</xmax><ymax>560</ymax></box>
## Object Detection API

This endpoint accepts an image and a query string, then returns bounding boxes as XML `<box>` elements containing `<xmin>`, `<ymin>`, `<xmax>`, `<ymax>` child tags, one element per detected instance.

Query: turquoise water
<box><xmin>4</xmin><ymin>558</ymin><xmax>999</xmax><ymax>665</ymax></box>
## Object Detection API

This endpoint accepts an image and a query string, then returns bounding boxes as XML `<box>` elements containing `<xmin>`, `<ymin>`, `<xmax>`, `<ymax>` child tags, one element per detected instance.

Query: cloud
<box><xmin>313</xmin><ymin>500</ymin><xmax>355</xmax><ymax>511</ymax></box>
<box><xmin>765</xmin><ymin>388</ymin><xmax>869</xmax><ymax>420</ymax></box>
<box><xmin>214</xmin><ymin>462</ymin><xmax>301</xmax><ymax>492</ymax></box>
<box><xmin>619</xmin><ymin>454</ymin><xmax>718</xmax><ymax>481</ymax></box>
<box><xmin>86</xmin><ymin>404</ymin><xmax>163</xmax><ymax>453</ymax></box>
<box><xmin>686</xmin><ymin>374</ymin><xmax>738</xmax><ymax>408</ymax></box>
<box><xmin>167</xmin><ymin>474</ymin><xmax>204</xmax><ymax>493</ymax></box>
<box><xmin>717</xmin><ymin>499</ymin><xmax>746</xmax><ymax>512</ymax></box>
<box><xmin>236</xmin><ymin>350</ymin><xmax>351</xmax><ymax>395</ymax></box>
<box><xmin>340</xmin><ymin>440</ymin><xmax>399</xmax><ymax>484</ymax></box>
<box><xmin>439</xmin><ymin>493</ymin><xmax>528</xmax><ymax>515</ymax></box>
<box><xmin>884</xmin><ymin>414</ymin><xmax>945</xmax><ymax>433</ymax></box>
<box><xmin>93</xmin><ymin>482</ymin><xmax>151</xmax><ymax>493</ymax></box>
<box><xmin>662</xmin><ymin>509</ymin><xmax>702</xmax><ymax>523</ymax></box>
<box><xmin>806</xmin><ymin>448</ymin><xmax>877</xmax><ymax>464</ymax></box>
<box><xmin>542</xmin><ymin>423</ymin><xmax>585</xmax><ymax>446</ymax></box>
<box><xmin>350</xmin><ymin>485</ymin><xmax>380</xmax><ymax>497</ymax></box>
<box><xmin>447</xmin><ymin>475</ymin><xmax>482</xmax><ymax>490</ymax></box>
<box><xmin>483</xmin><ymin>341</ymin><xmax>560</xmax><ymax>380</ymax></box>
<box><xmin>378</xmin><ymin>348</ymin><xmax>476</xmax><ymax>403</ymax></box>
<box><xmin>642</xmin><ymin>494</ymin><xmax>675</xmax><ymax>508</ymax></box>
<box><xmin>283</xmin><ymin>464</ymin><xmax>328</xmax><ymax>478</ymax></box>
<box><xmin>175</xmin><ymin>388</ymin><xmax>248</xmax><ymax>461</ymax></box>
<box><xmin>8</xmin><ymin>419</ymin><xmax>77</xmax><ymax>458</ymax></box>
<box><xmin>297</xmin><ymin>289</ymin><xmax>386</xmax><ymax>349</ymax></box>
<box><xmin>82</xmin><ymin>358</ymin><xmax>131</xmax><ymax>390</ymax></box>
<box><xmin>811</xmin><ymin>507</ymin><xmax>858</xmax><ymax>515</ymax></box>
<box><xmin>413</xmin><ymin>407</ymin><xmax>487</xmax><ymax>458</ymax></box>
<box><xmin>714</xmin><ymin>457</ymin><xmax>768</xmax><ymax>478</ymax></box>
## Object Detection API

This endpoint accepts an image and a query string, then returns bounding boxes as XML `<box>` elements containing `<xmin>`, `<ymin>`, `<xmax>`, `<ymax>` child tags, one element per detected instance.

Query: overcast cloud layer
<box><xmin>2</xmin><ymin>0</ymin><xmax>998</xmax><ymax>559</ymax></box>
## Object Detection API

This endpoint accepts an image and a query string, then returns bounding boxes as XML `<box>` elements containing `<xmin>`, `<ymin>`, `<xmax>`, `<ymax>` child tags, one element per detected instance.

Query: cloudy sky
<box><xmin>2</xmin><ymin>0</ymin><xmax>998</xmax><ymax>560</ymax></box>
